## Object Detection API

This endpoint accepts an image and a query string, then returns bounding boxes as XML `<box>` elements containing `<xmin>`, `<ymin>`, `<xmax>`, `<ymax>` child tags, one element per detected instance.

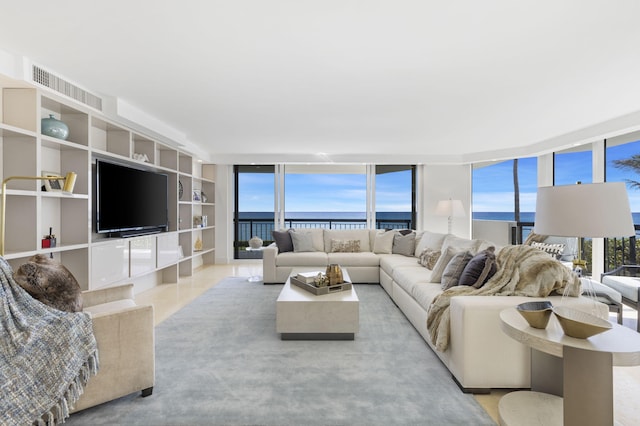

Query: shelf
<box><xmin>1</xmin><ymin>78</ymin><xmax>215</xmax><ymax>290</ymax></box>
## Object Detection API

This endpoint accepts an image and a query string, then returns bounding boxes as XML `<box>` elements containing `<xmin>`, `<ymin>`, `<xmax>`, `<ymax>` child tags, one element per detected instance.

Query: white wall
<box><xmin>215</xmin><ymin>164</ymin><xmax>233</xmax><ymax>264</ymax></box>
<box><xmin>420</xmin><ymin>164</ymin><xmax>472</xmax><ymax>237</ymax></box>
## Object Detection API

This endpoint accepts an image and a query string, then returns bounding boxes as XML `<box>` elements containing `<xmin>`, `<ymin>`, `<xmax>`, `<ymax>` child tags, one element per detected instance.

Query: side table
<box><xmin>499</xmin><ymin>307</ymin><xmax>640</xmax><ymax>426</ymax></box>
<box><xmin>244</xmin><ymin>247</ymin><xmax>264</xmax><ymax>282</ymax></box>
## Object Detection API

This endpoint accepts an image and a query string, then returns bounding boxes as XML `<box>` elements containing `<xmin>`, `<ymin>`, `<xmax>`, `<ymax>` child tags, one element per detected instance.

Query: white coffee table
<box><xmin>276</xmin><ymin>268</ymin><xmax>359</xmax><ymax>340</ymax></box>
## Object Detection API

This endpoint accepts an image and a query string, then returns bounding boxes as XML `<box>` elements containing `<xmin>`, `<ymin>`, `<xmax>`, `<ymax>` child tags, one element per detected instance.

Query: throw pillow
<box><xmin>13</xmin><ymin>254</ymin><xmax>83</xmax><ymax>312</ymax></box>
<box><xmin>458</xmin><ymin>247</ymin><xmax>497</xmax><ymax>288</ymax></box>
<box><xmin>373</xmin><ymin>230</ymin><xmax>395</xmax><ymax>254</ymax></box>
<box><xmin>331</xmin><ymin>239</ymin><xmax>361</xmax><ymax>253</ymax></box>
<box><xmin>290</xmin><ymin>231</ymin><xmax>315</xmax><ymax>252</ymax></box>
<box><xmin>441</xmin><ymin>251</ymin><xmax>474</xmax><ymax>290</ymax></box>
<box><xmin>392</xmin><ymin>232</ymin><xmax>416</xmax><ymax>256</ymax></box>
<box><xmin>531</xmin><ymin>242</ymin><xmax>565</xmax><ymax>259</ymax></box>
<box><xmin>271</xmin><ymin>229</ymin><xmax>293</xmax><ymax>253</ymax></box>
<box><xmin>523</xmin><ymin>231</ymin><xmax>548</xmax><ymax>246</ymax></box>
<box><xmin>414</xmin><ymin>230</ymin><xmax>448</xmax><ymax>257</ymax></box>
<box><xmin>418</xmin><ymin>248</ymin><xmax>441</xmax><ymax>270</ymax></box>
<box><xmin>430</xmin><ymin>245</ymin><xmax>458</xmax><ymax>283</ymax></box>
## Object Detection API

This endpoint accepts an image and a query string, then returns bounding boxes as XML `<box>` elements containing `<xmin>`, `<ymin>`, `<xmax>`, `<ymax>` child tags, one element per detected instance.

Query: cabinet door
<box><xmin>129</xmin><ymin>236</ymin><xmax>157</xmax><ymax>277</ymax></box>
<box><xmin>91</xmin><ymin>239</ymin><xmax>128</xmax><ymax>287</ymax></box>
<box><xmin>157</xmin><ymin>232</ymin><xmax>179</xmax><ymax>268</ymax></box>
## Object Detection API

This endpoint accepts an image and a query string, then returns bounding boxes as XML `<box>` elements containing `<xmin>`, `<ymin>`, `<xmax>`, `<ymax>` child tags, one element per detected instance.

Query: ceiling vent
<box><xmin>31</xmin><ymin>64</ymin><xmax>103</xmax><ymax>111</ymax></box>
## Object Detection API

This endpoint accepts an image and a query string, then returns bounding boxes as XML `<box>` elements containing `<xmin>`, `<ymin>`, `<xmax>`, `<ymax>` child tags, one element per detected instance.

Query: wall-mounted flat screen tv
<box><xmin>95</xmin><ymin>159</ymin><xmax>169</xmax><ymax>237</ymax></box>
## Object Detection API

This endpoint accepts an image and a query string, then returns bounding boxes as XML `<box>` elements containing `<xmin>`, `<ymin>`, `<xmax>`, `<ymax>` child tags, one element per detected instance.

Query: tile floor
<box><xmin>135</xmin><ymin>262</ymin><xmax>640</xmax><ymax>425</ymax></box>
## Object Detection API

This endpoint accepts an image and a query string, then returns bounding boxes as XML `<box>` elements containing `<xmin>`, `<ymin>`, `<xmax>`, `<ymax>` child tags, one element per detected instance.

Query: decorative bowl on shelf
<box><xmin>516</xmin><ymin>301</ymin><xmax>553</xmax><ymax>329</ymax></box>
<box><xmin>553</xmin><ymin>306</ymin><xmax>612</xmax><ymax>339</ymax></box>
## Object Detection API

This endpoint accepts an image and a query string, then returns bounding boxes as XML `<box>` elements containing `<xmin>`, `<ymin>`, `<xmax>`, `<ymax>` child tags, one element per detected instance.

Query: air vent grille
<box><xmin>32</xmin><ymin>65</ymin><xmax>103</xmax><ymax>111</ymax></box>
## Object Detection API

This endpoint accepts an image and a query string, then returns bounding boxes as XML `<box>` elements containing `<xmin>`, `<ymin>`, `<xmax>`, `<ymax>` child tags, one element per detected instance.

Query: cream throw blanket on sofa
<box><xmin>426</xmin><ymin>244</ymin><xmax>581</xmax><ymax>352</ymax></box>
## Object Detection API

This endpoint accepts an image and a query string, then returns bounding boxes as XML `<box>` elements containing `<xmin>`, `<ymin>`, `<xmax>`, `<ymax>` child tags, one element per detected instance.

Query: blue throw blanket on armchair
<box><xmin>0</xmin><ymin>256</ymin><xmax>98</xmax><ymax>425</ymax></box>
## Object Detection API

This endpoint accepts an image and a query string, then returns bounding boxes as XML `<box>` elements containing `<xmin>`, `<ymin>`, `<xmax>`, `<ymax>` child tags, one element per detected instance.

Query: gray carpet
<box><xmin>67</xmin><ymin>278</ymin><xmax>495</xmax><ymax>425</ymax></box>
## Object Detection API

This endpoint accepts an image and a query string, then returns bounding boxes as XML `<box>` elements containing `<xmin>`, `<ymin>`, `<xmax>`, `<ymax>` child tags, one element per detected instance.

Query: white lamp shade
<box><xmin>435</xmin><ymin>199</ymin><xmax>465</xmax><ymax>218</ymax></box>
<box><xmin>534</xmin><ymin>182</ymin><xmax>635</xmax><ymax>238</ymax></box>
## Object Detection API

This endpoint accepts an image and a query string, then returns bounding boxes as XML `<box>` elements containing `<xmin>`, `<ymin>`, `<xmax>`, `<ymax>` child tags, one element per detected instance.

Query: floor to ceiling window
<box><xmin>233</xmin><ymin>164</ymin><xmax>417</xmax><ymax>258</ymax></box>
<box><xmin>606</xmin><ymin>134</ymin><xmax>640</xmax><ymax>269</ymax></box>
<box><xmin>283</xmin><ymin>164</ymin><xmax>367</xmax><ymax>229</ymax></box>
<box><xmin>553</xmin><ymin>146</ymin><xmax>593</xmax><ymax>185</ymax></box>
<box><xmin>375</xmin><ymin>165</ymin><xmax>415</xmax><ymax>230</ymax></box>
<box><xmin>472</xmin><ymin>157</ymin><xmax>537</xmax><ymax>243</ymax></box>
<box><xmin>234</xmin><ymin>165</ymin><xmax>275</xmax><ymax>259</ymax></box>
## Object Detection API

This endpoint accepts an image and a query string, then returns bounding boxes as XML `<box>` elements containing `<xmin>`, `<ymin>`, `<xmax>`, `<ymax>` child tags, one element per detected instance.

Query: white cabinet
<box><xmin>91</xmin><ymin>239</ymin><xmax>128</xmax><ymax>287</ymax></box>
<box><xmin>129</xmin><ymin>236</ymin><xmax>157</xmax><ymax>277</ymax></box>
<box><xmin>157</xmin><ymin>232</ymin><xmax>179</xmax><ymax>268</ymax></box>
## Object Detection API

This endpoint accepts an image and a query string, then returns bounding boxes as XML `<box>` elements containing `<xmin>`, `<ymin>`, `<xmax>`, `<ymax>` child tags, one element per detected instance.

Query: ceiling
<box><xmin>1</xmin><ymin>1</ymin><xmax>640</xmax><ymax>164</ymax></box>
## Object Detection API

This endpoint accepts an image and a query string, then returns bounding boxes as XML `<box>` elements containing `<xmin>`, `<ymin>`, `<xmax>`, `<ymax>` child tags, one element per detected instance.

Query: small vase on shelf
<box><xmin>41</xmin><ymin>114</ymin><xmax>69</xmax><ymax>140</ymax></box>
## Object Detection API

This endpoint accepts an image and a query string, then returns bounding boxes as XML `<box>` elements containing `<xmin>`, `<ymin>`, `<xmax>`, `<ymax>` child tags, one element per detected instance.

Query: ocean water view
<box><xmin>237</xmin><ymin>211</ymin><xmax>640</xmax><ymax>242</ymax></box>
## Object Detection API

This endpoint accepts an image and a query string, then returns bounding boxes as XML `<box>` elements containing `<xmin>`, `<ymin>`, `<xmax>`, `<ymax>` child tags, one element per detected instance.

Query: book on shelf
<box><xmin>294</xmin><ymin>271</ymin><xmax>323</xmax><ymax>284</ymax></box>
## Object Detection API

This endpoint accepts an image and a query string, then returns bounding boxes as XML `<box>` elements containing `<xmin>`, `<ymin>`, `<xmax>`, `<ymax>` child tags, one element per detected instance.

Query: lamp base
<box><xmin>573</xmin><ymin>258</ymin><xmax>587</xmax><ymax>277</ymax></box>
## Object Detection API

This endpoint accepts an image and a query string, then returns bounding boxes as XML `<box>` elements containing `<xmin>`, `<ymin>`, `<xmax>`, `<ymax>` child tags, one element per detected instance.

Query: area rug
<box><xmin>66</xmin><ymin>278</ymin><xmax>494</xmax><ymax>425</ymax></box>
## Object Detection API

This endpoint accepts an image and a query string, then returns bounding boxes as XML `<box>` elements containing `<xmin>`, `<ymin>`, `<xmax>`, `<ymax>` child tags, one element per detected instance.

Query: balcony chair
<box><xmin>601</xmin><ymin>265</ymin><xmax>640</xmax><ymax>332</ymax></box>
<box><xmin>71</xmin><ymin>283</ymin><xmax>155</xmax><ymax>413</ymax></box>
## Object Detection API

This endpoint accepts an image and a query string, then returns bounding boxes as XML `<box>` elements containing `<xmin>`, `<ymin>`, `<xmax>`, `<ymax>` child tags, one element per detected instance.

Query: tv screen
<box><xmin>95</xmin><ymin>159</ymin><xmax>169</xmax><ymax>236</ymax></box>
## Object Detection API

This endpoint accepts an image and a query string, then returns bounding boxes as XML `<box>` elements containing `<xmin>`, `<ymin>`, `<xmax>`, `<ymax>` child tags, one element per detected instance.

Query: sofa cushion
<box><xmin>373</xmin><ymin>230</ymin><xmax>395</xmax><ymax>254</ymax></box>
<box><xmin>272</xmin><ymin>230</ymin><xmax>294</xmax><ymax>253</ymax></box>
<box><xmin>276</xmin><ymin>251</ymin><xmax>328</xmax><ymax>266</ymax></box>
<box><xmin>327</xmin><ymin>252</ymin><xmax>380</xmax><ymax>267</ymax></box>
<box><xmin>410</xmin><ymin>282</ymin><xmax>444</xmax><ymax>311</ymax></box>
<box><xmin>392</xmin><ymin>232</ymin><xmax>415</xmax><ymax>256</ymax></box>
<box><xmin>418</xmin><ymin>248</ymin><xmax>441</xmax><ymax>270</ymax></box>
<box><xmin>601</xmin><ymin>275</ymin><xmax>640</xmax><ymax>302</ymax></box>
<box><xmin>414</xmin><ymin>230</ymin><xmax>448</xmax><ymax>257</ymax></box>
<box><xmin>458</xmin><ymin>247</ymin><xmax>497</xmax><ymax>288</ymax></box>
<box><xmin>291</xmin><ymin>231</ymin><xmax>315</xmax><ymax>252</ymax></box>
<box><xmin>392</xmin><ymin>265</ymin><xmax>433</xmax><ymax>295</ymax></box>
<box><xmin>83</xmin><ymin>299</ymin><xmax>137</xmax><ymax>315</ymax></box>
<box><xmin>379</xmin><ymin>253</ymin><xmax>421</xmax><ymax>275</ymax></box>
<box><xmin>441</xmin><ymin>234</ymin><xmax>481</xmax><ymax>253</ymax></box>
<box><xmin>323</xmin><ymin>229</ymin><xmax>371</xmax><ymax>252</ymax></box>
<box><xmin>441</xmin><ymin>251</ymin><xmax>474</xmax><ymax>290</ymax></box>
<box><xmin>291</xmin><ymin>228</ymin><xmax>325</xmax><ymax>251</ymax></box>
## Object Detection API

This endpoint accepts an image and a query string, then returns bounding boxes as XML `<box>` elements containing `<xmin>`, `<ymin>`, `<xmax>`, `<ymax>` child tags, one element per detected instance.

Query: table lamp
<box><xmin>1</xmin><ymin>172</ymin><xmax>77</xmax><ymax>256</ymax></box>
<box><xmin>436</xmin><ymin>198</ymin><xmax>465</xmax><ymax>234</ymax></box>
<box><xmin>534</xmin><ymin>182</ymin><xmax>635</xmax><ymax>270</ymax></box>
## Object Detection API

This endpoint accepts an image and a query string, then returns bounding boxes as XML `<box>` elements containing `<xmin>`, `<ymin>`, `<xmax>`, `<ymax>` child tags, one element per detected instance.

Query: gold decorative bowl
<box><xmin>553</xmin><ymin>306</ymin><xmax>612</xmax><ymax>339</ymax></box>
<box><xmin>516</xmin><ymin>301</ymin><xmax>553</xmax><ymax>329</ymax></box>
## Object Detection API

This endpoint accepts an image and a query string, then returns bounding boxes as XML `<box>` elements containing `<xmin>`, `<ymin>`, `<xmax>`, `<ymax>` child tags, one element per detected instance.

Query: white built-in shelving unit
<box><xmin>0</xmin><ymin>75</ymin><xmax>215</xmax><ymax>292</ymax></box>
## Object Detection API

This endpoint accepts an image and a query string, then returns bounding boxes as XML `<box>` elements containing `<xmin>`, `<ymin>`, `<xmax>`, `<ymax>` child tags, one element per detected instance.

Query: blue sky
<box><xmin>239</xmin><ymin>141</ymin><xmax>640</xmax><ymax>214</ymax></box>
<box><xmin>238</xmin><ymin>169</ymin><xmax>411</xmax><ymax>212</ymax></box>
<box><xmin>473</xmin><ymin>141</ymin><xmax>640</xmax><ymax>213</ymax></box>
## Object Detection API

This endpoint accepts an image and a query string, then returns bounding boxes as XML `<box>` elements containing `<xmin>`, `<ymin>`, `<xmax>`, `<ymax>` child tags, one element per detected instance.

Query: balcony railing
<box><xmin>235</xmin><ymin>217</ymin><xmax>412</xmax><ymax>256</ymax></box>
<box><xmin>509</xmin><ymin>221</ymin><xmax>639</xmax><ymax>271</ymax></box>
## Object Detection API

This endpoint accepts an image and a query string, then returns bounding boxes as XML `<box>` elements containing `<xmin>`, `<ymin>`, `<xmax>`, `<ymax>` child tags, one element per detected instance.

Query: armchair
<box><xmin>71</xmin><ymin>283</ymin><xmax>155</xmax><ymax>413</ymax></box>
<box><xmin>601</xmin><ymin>265</ymin><xmax>640</xmax><ymax>331</ymax></box>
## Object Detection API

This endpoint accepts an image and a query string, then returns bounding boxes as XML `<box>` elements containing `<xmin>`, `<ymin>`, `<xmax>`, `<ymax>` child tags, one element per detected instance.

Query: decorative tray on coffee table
<box><xmin>290</xmin><ymin>276</ymin><xmax>352</xmax><ymax>296</ymax></box>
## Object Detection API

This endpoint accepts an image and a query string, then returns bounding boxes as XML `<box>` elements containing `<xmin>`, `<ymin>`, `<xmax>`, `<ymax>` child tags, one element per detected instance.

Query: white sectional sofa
<box><xmin>263</xmin><ymin>228</ymin><xmax>609</xmax><ymax>393</ymax></box>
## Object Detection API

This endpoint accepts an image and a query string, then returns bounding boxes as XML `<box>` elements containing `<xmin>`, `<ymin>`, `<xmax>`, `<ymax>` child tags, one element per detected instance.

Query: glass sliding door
<box><xmin>233</xmin><ymin>165</ymin><xmax>275</xmax><ymax>259</ymax></box>
<box><xmin>375</xmin><ymin>165</ymin><xmax>416</xmax><ymax>230</ymax></box>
